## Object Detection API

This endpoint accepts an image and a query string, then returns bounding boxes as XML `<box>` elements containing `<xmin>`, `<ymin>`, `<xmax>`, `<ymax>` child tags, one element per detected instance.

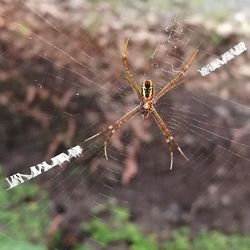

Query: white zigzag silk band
<box><xmin>198</xmin><ymin>42</ymin><xmax>247</xmax><ymax>77</ymax></box>
<box><xmin>5</xmin><ymin>145</ymin><xmax>83</xmax><ymax>190</ymax></box>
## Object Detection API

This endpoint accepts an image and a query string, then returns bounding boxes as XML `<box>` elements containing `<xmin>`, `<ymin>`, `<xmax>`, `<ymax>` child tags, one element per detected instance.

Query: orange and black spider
<box><xmin>84</xmin><ymin>38</ymin><xmax>198</xmax><ymax>169</ymax></box>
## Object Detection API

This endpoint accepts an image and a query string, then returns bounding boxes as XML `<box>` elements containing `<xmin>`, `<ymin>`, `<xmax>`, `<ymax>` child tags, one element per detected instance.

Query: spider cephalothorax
<box><xmin>85</xmin><ymin>38</ymin><xmax>198</xmax><ymax>169</ymax></box>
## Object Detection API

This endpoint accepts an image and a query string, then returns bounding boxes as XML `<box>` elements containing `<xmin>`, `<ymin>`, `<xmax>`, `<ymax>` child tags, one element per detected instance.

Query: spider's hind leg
<box><xmin>150</xmin><ymin>107</ymin><xmax>189</xmax><ymax>170</ymax></box>
<box><xmin>103</xmin><ymin>105</ymin><xmax>142</xmax><ymax>160</ymax></box>
<box><xmin>166</xmin><ymin>136</ymin><xmax>189</xmax><ymax>170</ymax></box>
<box><xmin>104</xmin><ymin>136</ymin><xmax>112</xmax><ymax>160</ymax></box>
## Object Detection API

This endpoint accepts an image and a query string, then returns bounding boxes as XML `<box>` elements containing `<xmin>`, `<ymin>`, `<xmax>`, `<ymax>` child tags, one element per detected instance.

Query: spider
<box><xmin>84</xmin><ymin>38</ymin><xmax>198</xmax><ymax>169</ymax></box>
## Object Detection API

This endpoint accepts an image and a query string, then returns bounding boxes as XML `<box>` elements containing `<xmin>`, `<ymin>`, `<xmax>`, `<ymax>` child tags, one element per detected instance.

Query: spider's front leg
<box><xmin>150</xmin><ymin>107</ymin><xmax>188</xmax><ymax>169</ymax></box>
<box><xmin>154</xmin><ymin>49</ymin><xmax>199</xmax><ymax>102</ymax></box>
<box><xmin>122</xmin><ymin>38</ymin><xmax>141</xmax><ymax>99</ymax></box>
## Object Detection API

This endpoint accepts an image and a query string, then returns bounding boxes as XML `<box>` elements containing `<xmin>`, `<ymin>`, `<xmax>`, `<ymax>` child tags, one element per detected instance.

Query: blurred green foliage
<box><xmin>82</xmin><ymin>201</ymin><xmax>158</xmax><ymax>249</ymax></box>
<box><xmin>0</xmin><ymin>168</ymin><xmax>48</xmax><ymax>250</ymax></box>
<box><xmin>164</xmin><ymin>228</ymin><xmax>250</xmax><ymax>250</ymax></box>
<box><xmin>1</xmin><ymin>172</ymin><xmax>250</xmax><ymax>250</ymax></box>
<box><xmin>81</xmin><ymin>201</ymin><xmax>250</xmax><ymax>250</ymax></box>
<box><xmin>0</xmin><ymin>237</ymin><xmax>45</xmax><ymax>250</ymax></box>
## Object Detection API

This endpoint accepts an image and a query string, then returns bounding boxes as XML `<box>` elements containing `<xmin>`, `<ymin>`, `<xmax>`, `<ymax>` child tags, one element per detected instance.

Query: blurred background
<box><xmin>1</xmin><ymin>0</ymin><xmax>250</xmax><ymax>249</ymax></box>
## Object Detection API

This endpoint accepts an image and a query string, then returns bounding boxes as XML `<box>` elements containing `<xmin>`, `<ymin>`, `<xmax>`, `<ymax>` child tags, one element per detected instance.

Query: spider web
<box><xmin>1</xmin><ymin>0</ymin><xmax>250</xmax><ymax>249</ymax></box>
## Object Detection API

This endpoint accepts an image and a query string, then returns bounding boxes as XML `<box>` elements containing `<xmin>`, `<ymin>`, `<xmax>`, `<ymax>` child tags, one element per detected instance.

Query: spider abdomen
<box><xmin>141</xmin><ymin>80</ymin><xmax>154</xmax><ymax>100</ymax></box>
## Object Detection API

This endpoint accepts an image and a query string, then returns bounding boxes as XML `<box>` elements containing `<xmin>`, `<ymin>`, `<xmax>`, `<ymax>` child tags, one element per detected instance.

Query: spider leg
<box><xmin>123</xmin><ymin>38</ymin><xmax>141</xmax><ymax>99</ymax></box>
<box><xmin>83</xmin><ymin>105</ymin><xmax>141</xmax><ymax>159</ymax></box>
<box><xmin>154</xmin><ymin>49</ymin><xmax>199</xmax><ymax>102</ymax></box>
<box><xmin>104</xmin><ymin>138</ymin><xmax>110</xmax><ymax>160</ymax></box>
<box><xmin>150</xmin><ymin>107</ymin><xmax>188</xmax><ymax>170</ymax></box>
<box><xmin>83</xmin><ymin>131</ymin><xmax>103</xmax><ymax>143</ymax></box>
